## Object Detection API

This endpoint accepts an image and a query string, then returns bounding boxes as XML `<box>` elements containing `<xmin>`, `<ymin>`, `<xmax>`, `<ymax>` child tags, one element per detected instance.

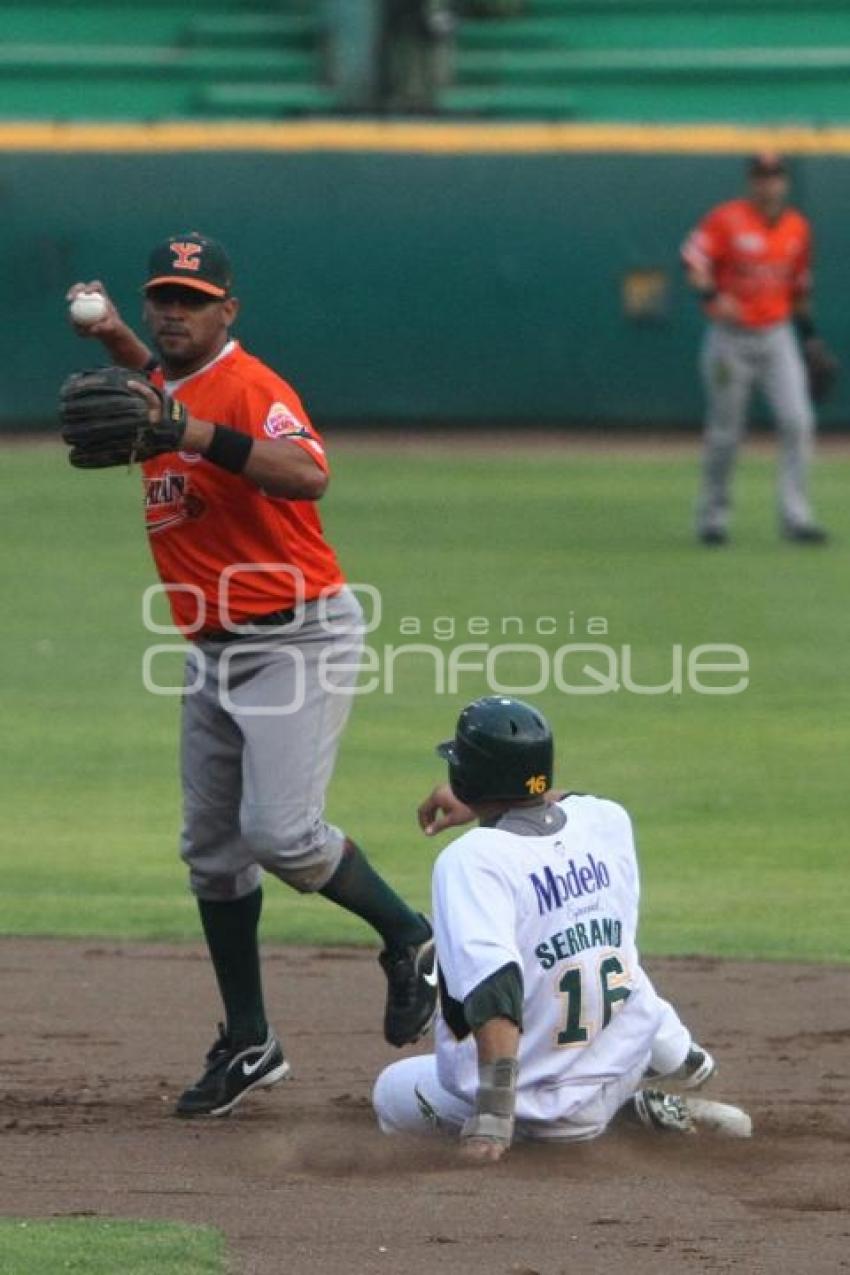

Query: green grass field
<box><xmin>2</xmin><ymin>440</ymin><xmax>848</xmax><ymax>961</ymax></box>
<box><xmin>0</xmin><ymin>1219</ymin><xmax>223</xmax><ymax>1275</ymax></box>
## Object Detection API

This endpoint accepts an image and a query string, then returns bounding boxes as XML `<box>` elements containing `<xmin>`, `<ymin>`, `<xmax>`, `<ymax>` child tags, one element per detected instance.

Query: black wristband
<box><xmin>205</xmin><ymin>424</ymin><xmax>253</xmax><ymax>474</ymax></box>
<box><xmin>141</xmin><ymin>355</ymin><xmax>159</xmax><ymax>374</ymax></box>
<box><xmin>697</xmin><ymin>285</ymin><xmax>718</xmax><ymax>303</ymax></box>
<box><xmin>794</xmin><ymin>313</ymin><xmax>817</xmax><ymax>341</ymax></box>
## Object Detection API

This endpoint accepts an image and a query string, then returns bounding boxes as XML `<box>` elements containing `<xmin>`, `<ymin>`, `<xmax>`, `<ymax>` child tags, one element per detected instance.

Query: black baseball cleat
<box><xmin>698</xmin><ymin>528</ymin><xmax>728</xmax><ymax>546</ymax></box>
<box><xmin>175</xmin><ymin>1024</ymin><xmax>291</xmax><ymax>1117</ymax></box>
<box><xmin>782</xmin><ymin>522</ymin><xmax>829</xmax><ymax>545</ymax></box>
<box><xmin>379</xmin><ymin>918</ymin><xmax>438</xmax><ymax>1048</ymax></box>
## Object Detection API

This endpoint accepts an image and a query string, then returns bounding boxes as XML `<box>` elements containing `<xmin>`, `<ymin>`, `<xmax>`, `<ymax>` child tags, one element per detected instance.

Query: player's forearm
<box><xmin>461</xmin><ymin>1018</ymin><xmax>520</xmax><ymax>1162</ymax></box>
<box><xmin>66</xmin><ymin>281</ymin><xmax>154</xmax><ymax>371</ymax></box>
<box><xmin>98</xmin><ymin>323</ymin><xmax>154</xmax><ymax>372</ymax></box>
<box><xmin>474</xmin><ymin>1015</ymin><xmax>520</xmax><ymax>1064</ymax></box>
<box><xmin>685</xmin><ymin>264</ymin><xmax>717</xmax><ymax>301</ymax></box>
<box><xmin>685</xmin><ymin>266</ymin><xmax>741</xmax><ymax>321</ymax></box>
<box><xmin>791</xmin><ymin>293</ymin><xmax>822</xmax><ymax>347</ymax></box>
<box><xmin>419</xmin><ymin>785</ymin><xmax>563</xmax><ymax>838</ymax></box>
<box><xmin>792</xmin><ymin>294</ymin><xmax>814</xmax><ymax>327</ymax></box>
<box><xmin>418</xmin><ymin>784</ymin><xmax>475</xmax><ymax>836</ymax></box>
<box><xmin>182</xmin><ymin>417</ymin><xmax>328</xmax><ymax>500</ymax></box>
<box><xmin>460</xmin><ymin>969</ymin><xmax>523</xmax><ymax>1159</ymax></box>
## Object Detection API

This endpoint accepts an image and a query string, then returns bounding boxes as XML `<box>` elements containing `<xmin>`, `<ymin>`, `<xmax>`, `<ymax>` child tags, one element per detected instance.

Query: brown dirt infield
<box><xmin>1</xmin><ymin>939</ymin><xmax>848</xmax><ymax>1275</ymax></box>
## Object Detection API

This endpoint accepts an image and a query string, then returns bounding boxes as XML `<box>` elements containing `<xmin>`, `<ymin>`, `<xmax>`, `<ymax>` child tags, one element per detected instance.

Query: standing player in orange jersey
<box><xmin>65</xmin><ymin>233</ymin><xmax>437</xmax><ymax>1117</ymax></box>
<box><xmin>681</xmin><ymin>152</ymin><xmax>833</xmax><ymax>546</ymax></box>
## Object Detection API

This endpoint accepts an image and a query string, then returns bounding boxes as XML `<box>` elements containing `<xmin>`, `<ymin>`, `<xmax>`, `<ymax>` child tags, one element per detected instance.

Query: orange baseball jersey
<box><xmin>681</xmin><ymin>199</ymin><xmax>811</xmax><ymax>328</ymax></box>
<box><xmin>142</xmin><ymin>341</ymin><xmax>345</xmax><ymax>634</ymax></box>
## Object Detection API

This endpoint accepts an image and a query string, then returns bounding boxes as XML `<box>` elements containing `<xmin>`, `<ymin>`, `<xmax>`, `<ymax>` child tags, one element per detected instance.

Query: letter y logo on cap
<box><xmin>171</xmin><ymin>242</ymin><xmax>202</xmax><ymax>272</ymax></box>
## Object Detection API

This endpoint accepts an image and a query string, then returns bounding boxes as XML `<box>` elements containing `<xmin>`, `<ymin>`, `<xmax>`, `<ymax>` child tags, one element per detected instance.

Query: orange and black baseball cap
<box><xmin>747</xmin><ymin>151</ymin><xmax>788</xmax><ymax>178</ymax></box>
<box><xmin>144</xmin><ymin>232</ymin><xmax>233</xmax><ymax>298</ymax></box>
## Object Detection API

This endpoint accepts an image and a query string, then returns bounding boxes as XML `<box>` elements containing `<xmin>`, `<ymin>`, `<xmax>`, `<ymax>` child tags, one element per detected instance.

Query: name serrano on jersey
<box><xmin>529</xmin><ymin>854</ymin><xmax>610</xmax><ymax>916</ymax></box>
<box><xmin>535</xmin><ymin>916</ymin><xmax>622</xmax><ymax>970</ymax></box>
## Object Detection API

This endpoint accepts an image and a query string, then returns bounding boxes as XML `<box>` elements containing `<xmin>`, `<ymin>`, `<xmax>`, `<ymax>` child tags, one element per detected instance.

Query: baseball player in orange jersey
<box><xmin>66</xmin><ymin>232</ymin><xmax>437</xmax><ymax>1116</ymax></box>
<box><xmin>681</xmin><ymin>152</ymin><xmax>830</xmax><ymax>545</ymax></box>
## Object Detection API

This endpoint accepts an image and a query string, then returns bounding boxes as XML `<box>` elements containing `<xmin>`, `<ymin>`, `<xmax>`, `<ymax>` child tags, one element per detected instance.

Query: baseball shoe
<box><xmin>631</xmin><ymin>1088</ymin><xmax>752</xmax><ymax>1139</ymax></box>
<box><xmin>782</xmin><ymin>522</ymin><xmax>829</xmax><ymax>545</ymax></box>
<box><xmin>645</xmin><ymin>1044</ymin><xmax>717</xmax><ymax>1092</ymax></box>
<box><xmin>698</xmin><ymin>528</ymin><xmax>728</xmax><ymax>546</ymax></box>
<box><xmin>175</xmin><ymin>1024</ymin><xmax>291</xmax><ymax>1118</ymax></box>
<box><xmin>379</xmin><ymin>917</ymin><xmax>438</xmax><ymax>1048</ymax></box>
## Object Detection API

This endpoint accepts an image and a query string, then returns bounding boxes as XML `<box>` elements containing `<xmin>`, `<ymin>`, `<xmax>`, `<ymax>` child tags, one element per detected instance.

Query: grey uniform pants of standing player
<box><xmin>696</xmin><ymin>320</ymin><xmax>816</xmax><ymax>535</ymax></box>
<box><xmin>180</xmin><ymin>587</ymin><xmax>365</xmax><ymax>901</ymax></box>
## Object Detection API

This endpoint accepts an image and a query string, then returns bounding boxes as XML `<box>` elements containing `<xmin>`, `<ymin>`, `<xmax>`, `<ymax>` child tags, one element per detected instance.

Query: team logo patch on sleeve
<box><xmin>264</xmin><ymin>402</ymin><xmax>311</xmax><ymax>441</ymax></box>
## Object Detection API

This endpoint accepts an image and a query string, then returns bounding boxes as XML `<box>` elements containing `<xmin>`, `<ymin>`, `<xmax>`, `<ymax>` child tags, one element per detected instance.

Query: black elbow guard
<box><xmin>464</xmin><ymin>962</ymin><xmax>524</xmax><ymax>1032</ymax></box>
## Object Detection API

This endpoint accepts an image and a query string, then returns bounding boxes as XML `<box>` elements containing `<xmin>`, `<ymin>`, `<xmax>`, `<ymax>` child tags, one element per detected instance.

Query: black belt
<box><xmin>199</xmin><ymin>606</ymin><xmax>296</xmax><ymax>643</ymax></box>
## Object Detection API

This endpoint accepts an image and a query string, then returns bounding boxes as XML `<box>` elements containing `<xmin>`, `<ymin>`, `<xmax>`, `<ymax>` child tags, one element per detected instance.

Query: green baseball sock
<box><xmin>319</xmin><ymin>839</ymin><xmax>430</xmax><ymax>952</ymax></box>
<box><xmin>197</xmin><ymin>886</ymin><xmax>269</xmax><ymax>1048</ymax></box>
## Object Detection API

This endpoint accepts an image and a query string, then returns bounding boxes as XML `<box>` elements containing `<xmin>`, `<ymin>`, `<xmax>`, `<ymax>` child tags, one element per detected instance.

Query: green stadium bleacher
<box><xmin>2</xmin><ymin>0</ymin><xmax>850</xmax><ymax>124</ymax></box>
<box><xmin>449</xmin><ymin>0</ymin><xmax>850</xmax><ymax>122</ymax></box>
<box><xmin>183</xmin><ymin>13</ymin><xmax>316</xmax><ymax>49</ymax></box>
<box><xmin>458</xmin><ymin>11</ymin><xmax>850</xmax><ymax>53</ymax></box>
<box><xmin>442</xmin><ymin>84</ymin><xmax>578</xmax><ymax>119</ymax></box>
<box><xmin>0</xmin><ymin>0</ymin><xmax>329</xmax><ymax>121</ymax></box>
<box><xmin>198</xmin><ymin>82</ymin><xmax>338</xmax><ymax>118</ymax></box>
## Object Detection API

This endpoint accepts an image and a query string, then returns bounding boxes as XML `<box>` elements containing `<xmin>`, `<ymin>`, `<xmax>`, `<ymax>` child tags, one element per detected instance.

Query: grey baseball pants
<box><xmin>696</xmin><ymin>320</ymin><xmax>816</xmax><ymax>534</ymax></box>
<box><xmin>180</xmin><ymin>587</ymin><xmax>365</xmax><ymax>901</ymax></box>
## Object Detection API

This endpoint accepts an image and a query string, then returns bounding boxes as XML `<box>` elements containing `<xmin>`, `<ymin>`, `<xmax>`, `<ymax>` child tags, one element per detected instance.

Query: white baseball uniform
<box><xmin>373</xmin><ymin>794</ymin><xmax>692</xmax><ymax>1142</ymax></box>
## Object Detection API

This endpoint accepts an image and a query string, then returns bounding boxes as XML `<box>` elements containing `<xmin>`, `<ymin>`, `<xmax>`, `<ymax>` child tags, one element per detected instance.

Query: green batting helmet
<box><xmin>437</xmin><ymin>696</ymin><xmax>554</xmax><ymax>805</ymax></box>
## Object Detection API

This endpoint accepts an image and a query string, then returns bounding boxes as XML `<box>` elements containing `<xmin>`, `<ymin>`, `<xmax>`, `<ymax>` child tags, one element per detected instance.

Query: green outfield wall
<box><xmin>4</xmin><ymin>122</ymin><xmax>849</xmax><ymax>430</ymax></box>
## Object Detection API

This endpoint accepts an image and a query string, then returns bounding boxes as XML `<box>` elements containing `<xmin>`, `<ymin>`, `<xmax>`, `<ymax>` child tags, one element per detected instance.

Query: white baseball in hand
<box><xmin>69</xmin><ymin>291</ymin><xmax>108</xmax><ymax>325</ymax></box>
